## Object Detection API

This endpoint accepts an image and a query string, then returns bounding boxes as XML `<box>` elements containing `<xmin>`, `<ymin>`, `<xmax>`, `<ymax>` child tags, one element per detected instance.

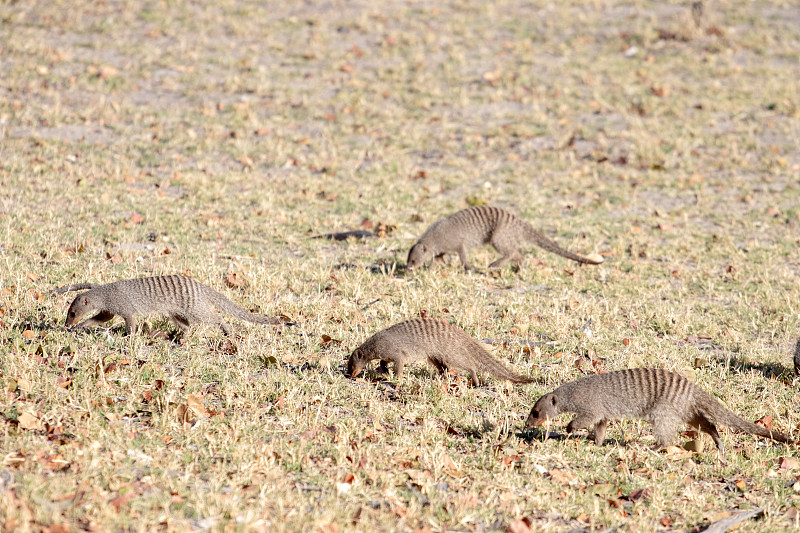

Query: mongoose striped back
<box><xmin>406</xmin><ymin>206</ymin><xmax>602</xmax><ymax>271</ymax></box>
<box><xmin>348</xmin><ymin>317</ymin><xmax>533</xmax><ymax>386</ymax></box>
<box><xmin>59</xmin><ymin>275</ymin><xmax>283</xmax><ymax>336</ymax></box>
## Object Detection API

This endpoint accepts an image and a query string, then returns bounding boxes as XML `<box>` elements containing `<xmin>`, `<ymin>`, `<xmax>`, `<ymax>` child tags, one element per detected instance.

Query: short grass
<box><xmin>1</xmin><ymin>0</ymin><xmax>799</xmax><ymax>531</ymax></box>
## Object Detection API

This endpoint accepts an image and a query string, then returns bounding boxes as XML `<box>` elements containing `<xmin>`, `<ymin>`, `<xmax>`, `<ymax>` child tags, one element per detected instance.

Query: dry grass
<box><xmin>1</xmin><ymin>0</ymin><xmax>799</xmax><ymax>531</ymax></box>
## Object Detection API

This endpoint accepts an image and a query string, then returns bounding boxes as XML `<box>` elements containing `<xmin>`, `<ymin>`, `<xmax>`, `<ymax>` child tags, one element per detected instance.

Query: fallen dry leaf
<box><xmin>508</xmin><ymin>517</ymin><xmax>533</xmax><ymax>533</ymax></box>
<box><xmin>18</xmin><ymin>411</ymin><xmax>44</xmax><ymax>431</ymax></box>
<box><xmin>186</xmin><ymin>394</ymin><xmax>210</xmax><ymax>419</ymax></box>
<box><xmin>779</xmin><ymin>457</ymin><xmax>800</xmax><ymax>471</ymax></box>
<box><xmin>224</xmin><ymin>272</ymin><xmax>246</xmax><ymax>288</ymax></box>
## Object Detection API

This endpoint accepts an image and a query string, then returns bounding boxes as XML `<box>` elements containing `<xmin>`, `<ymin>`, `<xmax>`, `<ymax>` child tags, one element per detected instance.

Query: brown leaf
<box><xmin>651</xmin><ymin>85</ymin><xmax>669</xmax><ymax>97</ymax></box>
<box><xmin>622</xmin><ymin>338</ymin><xmax>630</xmax><ymax>346</ymax></box>
<box><xmin>659</xmin><ymin>518</ymin><xmax>672</xmax><ymax>527</ymax></box>
<box><xmin>548</xmin><ymin>468</ymin><xmax>576</xmax><ymax>485</ymax></box>
<box><xmin>129</xmin><ymin>212</ymin><xmax>144</xmax><ymax>224</ymax></box>
<box><xmin>21</xmin><ymin>330</ymin><xmax>35</xmax><ymax>339</ymax></box>
<box><xmin>627</xmin><ymin>488</ymin><xmax>651</xmax><ymax>502</ymax></box>
<box><xmin>321</xmin><ymin>334</ymin><xmax>342</xmax><ymax>347</ymax></box>
<box><xmin>18</xmin><ymin>411</ymin><xmax>44</xmax><ymax>431</ymax></box>
<box><xmin>779</xmin><ymin>457</ymin><xmax>800</xmax><ymax>471</ymax></box>
<box><xmin>755</xmin><ymin>415</ymin><xmax>773</xmax><ymax>431</ymax></box>
<box><xmin>508</xmin><ymin>518</ymin><xmax>533</xmax><ymax>533</ymax></box>
<box><xmin>224</xmin><ymin>272</ymin><xmax>246</xmax><ymax>288</ymax></box>
<box><xmin>109</xmin><ymin>492</ymin><xmax>134</xmax><ymax>511</ymax></box>
<box><xmin>186</xmin><ymin>394</ymin><xmax>209</xmax><ymax>418</ymax></box>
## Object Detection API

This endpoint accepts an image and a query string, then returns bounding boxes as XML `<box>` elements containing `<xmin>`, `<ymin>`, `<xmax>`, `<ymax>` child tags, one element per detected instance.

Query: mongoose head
<box><xmin>525</xmin><ymin>393</ymin><xmax>559</xmax><ymax>427</ymax></box>
<box><xmin>65</xmin><ymin>294</ymin><xmax>96</xmax><ymax>328</ymax></box>
<box><xmin>406</xmin><ymin>242</ymin><xmax>431</xmax><ymax>270</ymax></box>
<box><xmin>347</xmin><ymin>348</ymin><xmax>367</xmax><ymax>378</ymax></box>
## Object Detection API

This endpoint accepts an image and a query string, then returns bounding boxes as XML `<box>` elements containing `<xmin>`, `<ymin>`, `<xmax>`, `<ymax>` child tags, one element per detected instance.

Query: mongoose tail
<box><xmin>525</xmin><ymin>368</ymin><xmax>792</xmax><ymax>451</ymax></box>
<box><xmin>794</xmin><ymin>338</ymin><xmax>800</xmax><ymax>376</ymax></box>
<box><xmin>700</xmin><ymin>388</ymin><xmax>792</xmax><ymax>444</ymax></box>
<box><xmin>202</xmin><ymin>287</ymin><xmax>284</xmax><ymax>326</ymax></box>
<box><xmin>523</xmin><ymin>225</ymin><xmax>603</xmax><ymax>265</ymax></box>
<box><xmin>346</xmin><ymin>318</ymin><xmax>533</xmax><ymax>386</ymax></box>
<box><xmin>475</xmin><ymin>349</ymin><xmax>535</xmax><ymax>384</ymax></box>
<box><xmin>49</xmin><ymin>283</ymin><xmax>99</xmax><ymax>295</ymax></box>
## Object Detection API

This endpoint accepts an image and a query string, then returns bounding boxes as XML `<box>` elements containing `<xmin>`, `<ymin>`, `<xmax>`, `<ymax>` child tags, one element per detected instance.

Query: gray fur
<box><xmin>526</xmin><ymin>368</ymin><xmax>792</xmax><ymax>454</ymax></box>
<box><xmin>55</xmin><ymin>275</ymin><xmax>286</xmax><ymax>336</ymax></box>
<box><xmin>794</xmin><ymin>338</ymin><xmax>800</xmax><ymax>376</ymax></box>
<box><xmin>406</xmin><ymin>206</ymin><xmax>603</xmax><ymax>271</ymax></box>
<box><xmin>347</xmin><ymin>317</ymin><xmax>533</xmax><ymax>386</ymax></box>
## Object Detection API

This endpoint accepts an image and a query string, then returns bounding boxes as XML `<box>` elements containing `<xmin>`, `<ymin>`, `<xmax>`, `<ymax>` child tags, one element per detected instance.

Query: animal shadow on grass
<box><xmin>334</xmin><ymin>260</ymin><xmax>401</xmax><ymax>277</ymax></box>
<box><xmin>517</xmin><ymin>426</ymin><xmax>627</xmax><ymax>448</ymax></box>
<box><xmin>713</xmin><ymin>353</ymin><xmax>793</xmax><ymax>381</ymax></box>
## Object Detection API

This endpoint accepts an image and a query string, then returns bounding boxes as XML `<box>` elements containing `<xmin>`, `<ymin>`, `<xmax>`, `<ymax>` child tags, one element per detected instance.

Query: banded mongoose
<box><xmin>406</xmin><ymin>206</ymin><xmax>603</xmax><ymax>271</ymax></box>
<box><xmin>525</xmin><ymin>368</ymin><xmax>792</xmax><ymax>453</ymax></box>
<box><xmin>794</xmin><ymin>338</ymin><xmax>800</xmax><ymax>376</ymax></box>
<box><xmin>52</xmin><ymin>275</ymin><xmax>287</xmax><ymax>336</ymax></box>
<box><xmin>347</xmin><ymin>317</ymin><xmax>533</xmax><ymax>386</ymax></box>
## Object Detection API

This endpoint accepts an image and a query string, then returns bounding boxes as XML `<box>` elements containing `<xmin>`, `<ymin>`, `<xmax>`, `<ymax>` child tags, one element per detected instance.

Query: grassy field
<box><xmin>1</xmin><ymin>0</ymin><xmax>799</xmax><ymax>531</ymax></box>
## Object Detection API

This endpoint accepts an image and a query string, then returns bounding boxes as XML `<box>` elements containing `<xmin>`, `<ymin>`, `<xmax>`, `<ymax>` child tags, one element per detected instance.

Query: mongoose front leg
<box><xmin>121</xmin><ymin>314</ymin><xmax>138</xmax><ymax>335</ymax></box>
<box><xmin>431</xmin><ymin>254</ymin><xmax>446</xmax><ymax>268</ymax></box>
<box><xmin>456</xmin><ymin>246</ymin><xmax>472</xmax><ymax>272</ymax></box>
<box><xmin>593</xmin><ymin>419</ymin><xmax>608</xmax><ymax>445</ymax></box>
<box><xmin>74</xmin><ymin>311</ymin><xmax>116</xmax><ymax>330</ymax></box>
<box><xmin>219</xmin><ymin>321</ymin><xmax>232</xmax><ymax>336</ymax></box>
<box><xmin>469</xmin><ymin>369</ymin><xmax>480</xmax><ymax>387</ymax></box>
<box><xmin>566</xmin><ymin>414</ymin><xmax>600</xmax><ymax>437</ymax></box>
<box><xmin>393</xmin><ymin>360</ymin><xmax>405</xmax><ymax>380</ymax></box>
<box><xmin>376</xmin><ymin>360</ymin><xmax>390</xmax><ymax>375</ymax></box>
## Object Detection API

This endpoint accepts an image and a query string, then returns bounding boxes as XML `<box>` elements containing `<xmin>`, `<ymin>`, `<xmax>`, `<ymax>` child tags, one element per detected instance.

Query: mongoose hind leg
<box><xmin>651</xmin><ymin>417</ymin><xmax>677</xmax><ymax>450</ymax></box>
<box><xmin>169</xmin><ymin>314</ymin><xmax>191</xmax><ymax>335</ymax></box>
<box><xmin>593</xmin><ymin>419</ymin><xmax>609</xmax><ymax>445</ymax></box>
<box><xmin>489</xmin><ymin>229</ymin><xmax>521</xmax><ymax>268</ymax></box>
<box><xmin>74</xmin><ymin>310</ymin><xmax>116</xmax><ymax>330</ymax></box>
<box><xmin>428</xmin><ymin>358</ymin><xmax>448</xmax><ymax>376</ymax></box>
<box><xmin>692</xmin><ymin>414</ymin><xmax>724</xmax><ymax>453</ymax></box>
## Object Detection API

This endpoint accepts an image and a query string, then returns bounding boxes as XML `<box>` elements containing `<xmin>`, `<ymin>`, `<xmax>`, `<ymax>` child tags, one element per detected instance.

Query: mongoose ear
<box><xmin>550</xmin><ymin>396</ymin><xmax>557</xmax><ymax>407</ymax></box>
<box><xmin>82</xmin><ymin>296</ymin><xmax>89</xmax><ymax>306</ymax></box>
